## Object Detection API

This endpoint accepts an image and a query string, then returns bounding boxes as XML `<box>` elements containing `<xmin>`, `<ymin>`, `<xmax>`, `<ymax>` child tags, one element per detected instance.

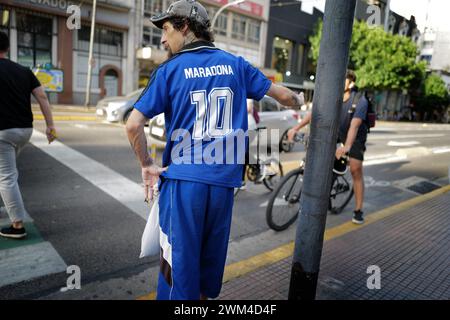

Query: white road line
<box><xmin>0</xmin><ymin>242</ymin><xmax>67</xmax><ymax>288</ymax></box>
<box><xmin>432</xmin><ymin>147</ymin><xmax>450</xmax><ymax>154</ymax></box>
<box><xmin>368</xmin><ymin>133</ymin><xmax>445</xmax><ymax>140</ymax></box>
<box><xmin>365</xmin><ymin>153</ymin><xmax>396</xmax><ymax>160</ymax></box>
<box><xmin>364</xmin><ymin>155</ymin><xmax>408</xmax><ymax>166</ymax></box>
<box><xmin>352</xmin><ymin>145</ymin><xmax>450</xmax><ymax>166</ymax></box>
<box><xmin>259</xmin><ymin>198</ymin><xmax>291</xmax><ymax>208</ymax></box>
<box><xmin>30</xmin><ymin>130</ymin><xmax>149</xmax><ymax>220</ymax></box>
<box><xmin>387</xmin><ymin>141</ymin><xmax>420</xmax><ymax>147</ymax></box>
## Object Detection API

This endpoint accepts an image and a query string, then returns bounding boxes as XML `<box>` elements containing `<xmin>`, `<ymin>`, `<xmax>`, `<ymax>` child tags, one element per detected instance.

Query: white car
<box><xmin>95</xmin><ymin>89</ymin><xmax>144</xmax><ymax>124</ymax></box>
<box><xmin>147</xmin><ymin>95</ymin><xmax>300</xmax><ymax>152</ymax></box>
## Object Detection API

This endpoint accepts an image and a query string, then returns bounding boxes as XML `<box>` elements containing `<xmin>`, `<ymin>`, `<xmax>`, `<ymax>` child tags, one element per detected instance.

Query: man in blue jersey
<box><xmin>126</xmin><ymin>0</ymin><xmax>304</xmax><ymax>300</ymax></box>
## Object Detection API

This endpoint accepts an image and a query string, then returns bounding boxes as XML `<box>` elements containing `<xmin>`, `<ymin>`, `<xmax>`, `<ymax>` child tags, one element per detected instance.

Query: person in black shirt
<box><xmin>0</xmin><ymin>31</ymin><xmax>56</xmax><ymax>239</ymax></box>
<box><xmin>287</xmin><ymin>70</ymin><xmax>368</xmax><ymax>224</ymax></box>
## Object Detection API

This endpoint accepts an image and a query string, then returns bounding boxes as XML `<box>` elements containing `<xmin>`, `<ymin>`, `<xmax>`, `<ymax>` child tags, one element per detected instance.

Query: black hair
<box><xmin>168</xmin><ymin>16</ymin><xmax>214</xmax><ymax>43</ymax></box>
<box><xmin>0</xmin><ymin>31</ymin><xmax>9</xmax><ymax>52</ymax></box>
<box><xmin>346</xmin><ymin>69</ymin><xmax>356</xmax><ymax>83</ymax></box>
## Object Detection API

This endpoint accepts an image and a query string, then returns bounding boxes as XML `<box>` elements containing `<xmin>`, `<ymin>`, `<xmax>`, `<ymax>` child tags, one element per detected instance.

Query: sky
<box><xmin>390</xmin><ymin>0</ymin><xmax>450</xmax><ymax>32</ymax></box>
<box><xmin>301</xmin><ymin>0</ymin><xmax>450</xmax><ymax>32</ymax></box>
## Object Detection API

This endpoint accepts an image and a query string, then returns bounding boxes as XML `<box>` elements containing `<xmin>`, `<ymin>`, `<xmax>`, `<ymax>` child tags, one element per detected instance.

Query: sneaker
<box><xmin>352</xmin><ymin>210</ymin><xmax>364</xmax><ymax>225</ymax></box>
<box><xmin>239</xmin><ymin>181</ymin><xmax>247</xmax><ymax>190</ymax></box>
<box><xmin>0</xmin><ymin>225</ymin><xmax>27</xmax><ymax>239</ymax></box>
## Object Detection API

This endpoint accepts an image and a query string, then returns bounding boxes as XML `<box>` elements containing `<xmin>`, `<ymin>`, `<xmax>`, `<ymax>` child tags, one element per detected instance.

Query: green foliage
<box><xmin>421</xmin><ymin>74</ymin><xmax>449</xmax><ymax>107</ymax></box>
<box><xmin>308</xmin><ymin>20</ymin><xmax>426</xmax><ymax>91</ymax></box>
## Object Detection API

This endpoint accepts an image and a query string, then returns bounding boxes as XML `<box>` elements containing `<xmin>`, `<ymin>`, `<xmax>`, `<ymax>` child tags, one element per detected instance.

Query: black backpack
<box><xmin>351</xmin><ymin>91</ymin><xmax>376</xmax><ymax>133</ymax></box>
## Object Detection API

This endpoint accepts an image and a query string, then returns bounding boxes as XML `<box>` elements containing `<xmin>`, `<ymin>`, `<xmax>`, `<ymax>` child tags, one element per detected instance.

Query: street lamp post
<box><xmin>211</xmin><ymin>0</ymin><xmax>245</xmax><ymax>29</ymax></box>
<box><xmin>84</xmin><ymin>0</ymin><xmax>97</xmax><ymax>108</ymax></box>
<box><xmin>383</xmin><ymin>0</ymin><xmax>391</xmax><ymax>32</ymax></box>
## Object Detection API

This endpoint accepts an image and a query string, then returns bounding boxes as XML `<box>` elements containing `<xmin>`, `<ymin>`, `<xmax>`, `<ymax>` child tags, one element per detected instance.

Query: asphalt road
<box><xmin>0</xmin><ymin>119</ymin><xmax>449</xmax><ymax>300</ymax></box>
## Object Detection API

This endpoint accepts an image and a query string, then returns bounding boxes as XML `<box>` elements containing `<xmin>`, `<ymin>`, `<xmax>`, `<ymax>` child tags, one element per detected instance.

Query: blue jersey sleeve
<box><xmin>133</xmin><ymin>67</ymin><xmax>169</xmax><ymax>119</ymax></box>
<box><xmin>242</xmin><ymin>59</ymin><xmax>272</xmax><ymax>101</ymax></box>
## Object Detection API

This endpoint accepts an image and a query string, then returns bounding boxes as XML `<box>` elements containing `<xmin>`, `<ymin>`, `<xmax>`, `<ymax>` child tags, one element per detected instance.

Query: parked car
<box><xmin>253</xmin><ymin>95</ymin><xmax>300</xmax><ymax>152</ymax></box>
<box><xmin>96</xmin><ymin>88</ymin><xmax>144</xmax><ymax>123</ymax></box>
<box><xmin>147</xmin><ymin>95</ymin><xmax>300</xmax><ymax>152</ymax></box>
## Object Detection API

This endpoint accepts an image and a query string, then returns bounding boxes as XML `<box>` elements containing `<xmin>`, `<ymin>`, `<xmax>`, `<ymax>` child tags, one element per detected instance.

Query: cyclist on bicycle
<box><xmin>287</xmin><ymin>70</ymin><xmax>368</xmax><ymax>225</ymax></box>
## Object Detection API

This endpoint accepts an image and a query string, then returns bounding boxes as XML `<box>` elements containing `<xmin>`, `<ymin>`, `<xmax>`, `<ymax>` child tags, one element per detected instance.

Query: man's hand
<box><xmin>335</xmin><ymin>146</ymin><xmax>350</xmax><ymax>160</ymax></box>
<box><xmin>142</xmin><ymin>164</ymin><xmax>167</xmax><ymax>202</ymax></box>
<box><xmin>287</xmin><ymin>128</ymin><xmax>298</xmax><ymax>142</ymax></box>
<box><xmin>266</xmin><ymin>84</ymin><xmax>305</xmax><ymax>108</ymax></box>
<box><xmin>46</xmin><ymin>126</ymin><xmax>57</xmax><ymax>144</ymax></box>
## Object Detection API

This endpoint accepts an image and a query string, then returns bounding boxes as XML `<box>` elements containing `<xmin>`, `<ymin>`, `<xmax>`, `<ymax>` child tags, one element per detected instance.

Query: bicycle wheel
<box><xmin>329</xmin><ymin>171</ymin><xmax>354</xmax><ymax>214</ymax></box>
<box><xmin>266</xmin><ymin>167</ymin><xmax>303</xmax><ymax>231</ymax></box>
<box><xmin>262</xmin><ymin>159</ymin><xmax>284</xmax><ymax>191</ymax></box>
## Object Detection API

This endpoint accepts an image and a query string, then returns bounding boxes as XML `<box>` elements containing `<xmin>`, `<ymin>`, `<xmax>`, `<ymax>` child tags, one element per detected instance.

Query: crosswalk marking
<box><xmin>0</xmin><ymin>242</ymin><xmax>67</xmax><ymax>288</ymax></box>
<box><xmin>0</xmin><ymin>130</ymin><xmax>150</xmax><ymax>289</ymax></box>
<box><xmin>30</xmin><ymin>130</ymin><xmax>149</xmax><ymax>220</ymax></box>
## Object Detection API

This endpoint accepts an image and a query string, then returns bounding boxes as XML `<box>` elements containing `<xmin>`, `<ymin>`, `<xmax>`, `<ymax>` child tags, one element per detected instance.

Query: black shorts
<box><xmin>349</xmin><ymin>140</ymin><xmax>366</xmax><ymax>161</ymax></box>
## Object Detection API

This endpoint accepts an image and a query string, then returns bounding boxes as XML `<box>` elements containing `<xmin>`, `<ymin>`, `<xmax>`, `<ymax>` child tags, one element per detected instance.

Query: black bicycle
<box><xmin>234</xmin><ymin>127</ymin><xmax>284</xmax><ymax>197</ymax></box>
<box><xmin>265</xmin><ymin>133</ymin><xmax>354</xmax><ymax>231</ymax></box>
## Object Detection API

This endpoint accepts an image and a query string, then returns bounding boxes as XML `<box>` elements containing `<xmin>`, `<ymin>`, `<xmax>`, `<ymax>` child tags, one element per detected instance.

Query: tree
<box><xmin>419</xmin><ymin>74</ymin><xmax>449</xmax><ymax>109</ymax></box>
<box><xmin>309</xmin><ymin>20</ymin><xmax>426</xmax><ymax>91</ymax></box>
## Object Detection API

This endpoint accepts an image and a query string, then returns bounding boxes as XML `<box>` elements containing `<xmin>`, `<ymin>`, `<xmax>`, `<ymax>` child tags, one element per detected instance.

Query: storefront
<box><xmin>0</xmin><ymin>0</ymin><xmax>135</xmax><ymax>105</ymax></box>
<box><xmin>264</xmin><ymin>0</ymin><xmax>323</xmax><ymax>92</ymax></box>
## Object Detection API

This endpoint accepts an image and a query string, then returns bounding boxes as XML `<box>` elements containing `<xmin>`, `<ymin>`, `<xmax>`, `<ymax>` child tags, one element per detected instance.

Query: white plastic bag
<box><xmin>140</xmin><ymin>185</ymin><xmax>160</xmax><ymax>258</ymax></box>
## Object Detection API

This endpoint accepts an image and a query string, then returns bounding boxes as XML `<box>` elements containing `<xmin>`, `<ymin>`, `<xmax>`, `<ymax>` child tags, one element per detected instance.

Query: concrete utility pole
<box><xmin>288</xmin><ymin>0</ymin><xmax>357</xmax><ymax>300</ymax></box>
<box><xmin>84</xmin><ymin>0</ymin><xmax>97</xmax><ymax>107</ymax></box>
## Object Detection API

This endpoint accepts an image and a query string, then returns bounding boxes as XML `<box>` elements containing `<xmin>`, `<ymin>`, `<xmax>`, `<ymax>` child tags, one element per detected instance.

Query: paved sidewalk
<box><xmin>218</xmin><ymin>186</ymin><xmax>450</xmax><ymax>300</ymax></box>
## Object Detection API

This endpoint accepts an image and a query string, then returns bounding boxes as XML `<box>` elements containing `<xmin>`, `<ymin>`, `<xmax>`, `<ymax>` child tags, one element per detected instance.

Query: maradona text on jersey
<box><xmin>184</xmin><ymin>65</ymin><xmax>234</xmax><ymax>79</ymax></box>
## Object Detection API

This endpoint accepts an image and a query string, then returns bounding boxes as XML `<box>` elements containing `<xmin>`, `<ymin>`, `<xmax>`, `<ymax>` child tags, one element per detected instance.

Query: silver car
<box><xmin>147</xmin><ymin>95</ymin><xmax>300</xmax><ymax>152</ymax></box>
<box><xmin>254</xmin><ymin>95</ymin><xmax>300</xmax><ymax>152</ymax></box>
<box><xmin>96</xmin><ymin>88</ymin><xmax>144</xmax><ymax>123</ymax></box>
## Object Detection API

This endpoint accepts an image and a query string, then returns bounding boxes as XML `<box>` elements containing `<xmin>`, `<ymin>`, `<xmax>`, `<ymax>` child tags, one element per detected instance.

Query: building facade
<box><xmin>0</xmin><ymin>0</ymin><xmax>139</xmax><ymax>105</ymax></box>
<box><xmin>1</xmin><ymin>0</ymin><xmax>271</xmax><ymax>104</ymax></box>
<box><xmin>420</xmin><ymin>29</ymin><xmax>450</xmax><ymax>74</ymax></box>
<box><xmin>264</xmin><ymin>0</ymin><xmax>323</xmax><ymax>92</ymax></box>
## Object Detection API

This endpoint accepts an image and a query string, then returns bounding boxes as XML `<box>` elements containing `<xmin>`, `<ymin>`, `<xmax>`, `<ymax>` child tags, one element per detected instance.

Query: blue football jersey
<box><xmin>133</xmin><ymin>41</ymin><xmax>272</xmax><ymax>188</ymax></box>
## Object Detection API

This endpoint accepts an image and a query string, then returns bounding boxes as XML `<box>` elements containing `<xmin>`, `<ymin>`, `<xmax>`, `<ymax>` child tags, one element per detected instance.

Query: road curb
<box><xmin>32</xmin><ymin>105</ymin><xmax>96</xmax><ymax>113</ymax></box>
<box><xmin>34</xmin><ymin>115</ymin><xmax>98</xmax><ymax>121</ymax></box>
<box><xmin>137</xmin><ymin>184</ymin><xmax>450</xmax><ymax>300</ymax></box>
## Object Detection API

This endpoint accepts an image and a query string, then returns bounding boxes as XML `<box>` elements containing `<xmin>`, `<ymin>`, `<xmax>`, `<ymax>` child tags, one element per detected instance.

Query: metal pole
<box><xmin>384</xmin><ymin>0</ymin><xmax>391</xmax><ymax>32</ymax></box>
<box><xmin>84</xmin><ymin>0</ymin><xmax>97</xmax><ymax>107</ymax></box>
<box><xmin>424</xmin><ymin>0</ymin><xmax>431</xmax><ymax>32</ymax></box>
<box><xmin>288</xmin><ymin>0</ymin><xmax>357</xmax><ymax>300</ymax></box>
<box><xmin>211</xmin><ymin>0</ymin><xmax>245</xmax><ymax>29</ymax></box>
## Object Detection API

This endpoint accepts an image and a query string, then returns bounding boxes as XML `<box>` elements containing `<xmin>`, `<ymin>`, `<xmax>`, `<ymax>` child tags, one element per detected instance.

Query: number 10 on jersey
<box><xmin>190</xmin><ymin>88</ymin><xmax>234</xmax><ymax>139</ymax></box>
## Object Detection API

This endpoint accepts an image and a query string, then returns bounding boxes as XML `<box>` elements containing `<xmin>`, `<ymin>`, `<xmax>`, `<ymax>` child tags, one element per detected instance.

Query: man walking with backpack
<box><xmin>288</xmin><ymin>70</ymin><xmax>369</xmax><ymax>224</ymax></box>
